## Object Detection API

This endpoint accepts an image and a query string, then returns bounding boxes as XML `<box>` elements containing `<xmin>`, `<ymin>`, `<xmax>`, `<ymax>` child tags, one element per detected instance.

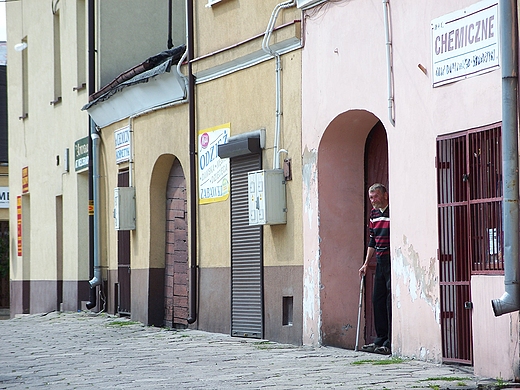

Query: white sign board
<box><xmin>198</xmin><ymin>123</ymin><xmax>230</xmax><ymax>204</ymax></box>
<box><xmin>115</xmin><ymin>126</ymin><xmax>131</xmax><ymax>164</ymax></box>
<box><xmin>0</xmin><ymin>42</ymin><xmax>6</xmax><ymax>66</ymax></box>
<box><xmin>0</xmin><ymin>187</ymin><xmax>8</xmax><ymax>208</ymax></box>
<box><xmin>431</xmin><ymin>0</ymin><xmax>499</xmax><ymax>87</ymax></box>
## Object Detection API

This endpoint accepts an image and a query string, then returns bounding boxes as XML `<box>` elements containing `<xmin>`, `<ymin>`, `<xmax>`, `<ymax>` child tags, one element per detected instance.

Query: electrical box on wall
<box><xmin>248</xmin><ymin>169</ymin><xmax>287</xmax><ymax>226</ymax></box>
<box><xmin>114</xmin><ymin>187</ymin><xmax>136</xmax><ymax>230</ymax></box>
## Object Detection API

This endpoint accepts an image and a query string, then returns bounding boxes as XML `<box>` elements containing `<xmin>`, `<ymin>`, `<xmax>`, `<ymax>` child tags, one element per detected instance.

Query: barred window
<box><xmin>437</xmin><ymin>124</ymin><xmax>503</xmax><ymax>276</ymax></box>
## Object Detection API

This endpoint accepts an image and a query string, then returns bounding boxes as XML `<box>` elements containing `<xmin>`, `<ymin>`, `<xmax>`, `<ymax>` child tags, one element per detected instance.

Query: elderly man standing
<box><xmin>358</xmin><ymin>183</ymin><xmax>391</xmax><ymax>355</ymax></box>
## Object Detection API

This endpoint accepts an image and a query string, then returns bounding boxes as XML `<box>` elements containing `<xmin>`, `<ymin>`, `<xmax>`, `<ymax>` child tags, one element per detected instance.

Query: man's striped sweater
<box><xmin>368</xmin><ymin>206</ymin><xmax>390</xmax><ymax>257</ymax></box>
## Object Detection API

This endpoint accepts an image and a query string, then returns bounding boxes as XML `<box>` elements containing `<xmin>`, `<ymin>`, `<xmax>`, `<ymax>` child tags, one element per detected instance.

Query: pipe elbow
<box><xmin>491</xmin><ymin>291</ymin><xmax>520</xmax><ymax>316</ymax></box>
<box><xmin>89</xmin><ymin>276</ymin><xmax>101</xmax><ymax>288</ymax></box>
<box><xmin>85</xmin><ymin>301</ymin><xmax>96</xmax><ymax>310</ymax></box>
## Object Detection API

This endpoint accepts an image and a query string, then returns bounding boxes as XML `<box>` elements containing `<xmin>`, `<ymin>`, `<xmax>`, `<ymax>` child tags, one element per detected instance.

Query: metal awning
<box><xmin>82</xmin><ymin>46</ymin><xmax>187</xmax><ymax>128</ymax></box>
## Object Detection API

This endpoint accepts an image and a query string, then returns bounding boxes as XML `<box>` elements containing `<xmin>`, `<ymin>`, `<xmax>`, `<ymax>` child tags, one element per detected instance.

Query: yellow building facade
<box><xmin>8</xmin><ymin>0</ymin><xmax>91</xmax><ymax>314</ymax></box>
<box><xmin>7</xmin><ymin>0</ymin><xmax>180</xmax><ymax>316</ymax></box>
<box><xmin>9</xmin><ymin>0</ymin><xmax>305</xmax><ymax>345</ymax></box>
<box><xmin>89</xmin><ymin>1</ymin><xmax>304</xmax><ymax>344</ymax></box>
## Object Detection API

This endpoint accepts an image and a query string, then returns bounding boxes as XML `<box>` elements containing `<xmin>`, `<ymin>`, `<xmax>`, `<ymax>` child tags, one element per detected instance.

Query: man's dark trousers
<box><xmin>373</xmin><ymin>253</ymin><xmax>391</xmax><ymax>348</ymax></box>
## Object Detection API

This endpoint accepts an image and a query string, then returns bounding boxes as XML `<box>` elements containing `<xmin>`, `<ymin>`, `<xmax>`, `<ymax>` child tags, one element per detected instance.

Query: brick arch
<box><xmin>164</xmin><ymin>159</ymin><xmax>188</xmax><ymax>328</ymax></box>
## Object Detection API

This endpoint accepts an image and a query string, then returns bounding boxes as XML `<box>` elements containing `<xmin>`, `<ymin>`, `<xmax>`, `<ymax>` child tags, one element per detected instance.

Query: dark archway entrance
<box><xmin>363</xmin><ymin>121</ymin><xmax>389</xmax><ymax>345</ymax></box>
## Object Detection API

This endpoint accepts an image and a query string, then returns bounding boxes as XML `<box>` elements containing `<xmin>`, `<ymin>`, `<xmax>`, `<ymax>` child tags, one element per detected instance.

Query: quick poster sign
<box><xmin>115</xmin><ymin>126</ymin><xmax>131</xmax><ymax>164</ymax></box>
<box><xmin>431</xmin><ymin>0</ymin><xmax>499</xmax><ymax>87</ymax></box>
<box><xmin>22</xmin><ymin>167</ymin><xmax>28</xmax><ymax>193</ymax></box>
<box><xmin>17</xmin><ymin>196</ymin><xmax>22</xmax><ymax>256</ymax></box>
<box><xmin>198</xmin><ymin>123</ymin><xmax>230</xmax><ymax>204</ymax></box>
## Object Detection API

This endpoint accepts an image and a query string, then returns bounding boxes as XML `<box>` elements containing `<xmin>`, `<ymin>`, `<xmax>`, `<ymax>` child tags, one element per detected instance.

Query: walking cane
<box><xmin>355</xmin><ymin>275</ymin><xmax>364</xmax><ymax>351</ymax></box>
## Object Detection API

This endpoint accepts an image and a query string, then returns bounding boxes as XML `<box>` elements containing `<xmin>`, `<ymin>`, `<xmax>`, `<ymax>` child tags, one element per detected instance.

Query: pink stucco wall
<box><xmin>472</xmin><ymin>276</ymin><xmax>519</xmax><ymax>379</ymax></box>
<box><xmin>301</xmin><ymin>0</ymin><xmax>516</xmax><ymax>379</ymax></box>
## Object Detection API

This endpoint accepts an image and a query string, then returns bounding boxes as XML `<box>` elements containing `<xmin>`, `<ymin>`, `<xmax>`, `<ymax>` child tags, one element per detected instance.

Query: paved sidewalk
<box><xmin>0</xmin><ymin>311</ymin><xmax>513</xmax><ymax>389</ymax></box>
<box><xmin>0</xmin><ymin>309</ymin><xmax>9</xmax><ymax>320</ymax></box>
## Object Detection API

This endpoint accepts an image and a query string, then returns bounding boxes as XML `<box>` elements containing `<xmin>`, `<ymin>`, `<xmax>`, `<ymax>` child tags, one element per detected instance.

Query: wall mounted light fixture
<box><xmin>14</xmin><ymin>42</ymin><xmax>27</xmax><ymax>51</ymax></box>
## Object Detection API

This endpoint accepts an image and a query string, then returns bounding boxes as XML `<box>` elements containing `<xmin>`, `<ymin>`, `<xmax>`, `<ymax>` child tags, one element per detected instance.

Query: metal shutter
<box><xmin>230</xmin><ymin>153</ymin><xmax>263</xmax><ymax>338</ymax></box>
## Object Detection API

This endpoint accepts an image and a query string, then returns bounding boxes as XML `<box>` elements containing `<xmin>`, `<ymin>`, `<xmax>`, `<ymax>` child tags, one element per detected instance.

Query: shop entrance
<box><xmin>230</xmin><ymin>153</ymin><xmax>263</xmax><ymax>338</ymax></box>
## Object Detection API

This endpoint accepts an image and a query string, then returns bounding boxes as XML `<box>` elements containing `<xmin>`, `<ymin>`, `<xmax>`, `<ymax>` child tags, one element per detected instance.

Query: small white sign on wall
<box><xmin>431</xmin><ymin>0</ymin><xmax>499</xmax><ymax>87</ymax></box>
<box><xmin>0</xmin><ymin>187</ymin><xmax>9</xmax><ymax>208</ymax></box>
<box><xmin>115</xmin><ymin>126</ymin><xmax>131</xmax><ymax>164</ymax></box>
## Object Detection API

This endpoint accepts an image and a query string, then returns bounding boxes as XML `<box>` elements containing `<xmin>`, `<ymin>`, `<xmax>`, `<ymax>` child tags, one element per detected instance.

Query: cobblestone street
<box><xmin>0</xmin><ymin>311</ymin><xmax>509</xmax><ymax>389</ymax></box>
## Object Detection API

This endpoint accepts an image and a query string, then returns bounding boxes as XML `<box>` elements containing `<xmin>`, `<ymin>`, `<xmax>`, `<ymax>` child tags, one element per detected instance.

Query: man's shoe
<box><xmin>361</xmin><ymin>343</ymin><xmax>378</xmax><ymax>353</ymax></box>
<box><xmin>374</xmin><ymin>345</ymin><xmax>391</xmax><ymax>355</ymax></box>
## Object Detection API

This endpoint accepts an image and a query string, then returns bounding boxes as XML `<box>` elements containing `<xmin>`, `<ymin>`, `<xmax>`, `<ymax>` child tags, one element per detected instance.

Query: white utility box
<box><xmin>248</xmin><ymin>169</ymin><xmax>287</xmax><ymax>226</ymax></box>
<box><xmin>114</xmin><ymin>187</ymin><xmax>136</xmax><ymax>230</ymax></box>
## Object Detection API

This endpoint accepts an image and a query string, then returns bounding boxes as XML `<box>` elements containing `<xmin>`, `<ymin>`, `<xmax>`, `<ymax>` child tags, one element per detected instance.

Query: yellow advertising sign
<box><xmin>22</xmin><ymin>167</ymin><xmax>29</xmax><ymax>193</ymax></box>
<box><xmin>198</xmin><ymin>123</ymin><xmax>230</xmax><ymax>204</ymax></box>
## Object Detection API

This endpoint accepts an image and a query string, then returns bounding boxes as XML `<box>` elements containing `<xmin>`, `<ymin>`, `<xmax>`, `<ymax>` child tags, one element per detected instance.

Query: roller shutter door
<box><xmin>230</xmin><ymin>153</ymin><xmax>263</xmax><ymax>338</ymax></box>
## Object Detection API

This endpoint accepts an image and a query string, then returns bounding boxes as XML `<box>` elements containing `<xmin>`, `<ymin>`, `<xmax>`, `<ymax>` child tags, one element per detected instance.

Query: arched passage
<box><xmin>148</xmin><ymin>154</ymin><xmax>187</xmax><ymax>327</ymax></box>
<box><xmin>318</xmin><ymin>110</ymin><xmax>386</xmax><ymax>349</ymax></box>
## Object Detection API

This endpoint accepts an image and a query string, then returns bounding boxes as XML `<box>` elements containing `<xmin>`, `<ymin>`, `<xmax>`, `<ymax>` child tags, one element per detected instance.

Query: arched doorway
<box><xmin>363</xmin><ymin>121</ymin><xmax>389</xmax><ymax>345</ymax></box>
<box><xmin>148</xmin><ymin>154</ymin><xmax>188</xmax><ymax>327</ymax></box>
<box><xmin>318</xmin><ymin>110</ymin><xmax>387</xmax><ymax>349</ymax></box>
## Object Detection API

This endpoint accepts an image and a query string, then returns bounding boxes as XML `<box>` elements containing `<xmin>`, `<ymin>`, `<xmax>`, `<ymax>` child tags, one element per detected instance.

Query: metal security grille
<box><xmin>468</xmin><ymin>127</ymin><xmax>503</xmax><ymax>273</ymax></box>
<box><xmin>230</xmin><ymin>153</ymin><xmax>263</xmax><ymax>338</ymax></box>
<box><xmin>117</xmin><ymin>170</ymin><xmax>131</xmax><ymax>315</ymax></box>
<box><xmin>436</xmin><ymin>124</ymin><xmax>502</xmax><ymax>364</ymax></box>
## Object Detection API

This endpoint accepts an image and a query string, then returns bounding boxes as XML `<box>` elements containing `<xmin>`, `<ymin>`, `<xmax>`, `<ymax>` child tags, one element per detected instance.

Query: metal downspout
<box><xmin>175</xmin><ymin>9</ymin><xmax>189</xmax><ymax>99</ymax></box>
<box><xmin>167</xmin><ymin>0</ymin><xmax>173</xmax><ymax>49</ymax></box>
<box><xmin>89</xmin><ymin>131</ymin><xmax>102</xmax><ymax>291</ymax></box>
<box><xmin>262</xmin><ymin>0</ymin><xmax>296</xmax><ymax>170</ymax></box>
<box><xmin>492</xmin><ymin>0</ymin><xmax>520</xmax><ymax>316</ymax></box>
<box><xmin>187</xmin><ymin>0</ymin><xmax>197</xmax><ymax>324</ymax></box>
<box><xmin>382</xmin><ymin>0</ymin><xmax>395</xmax><ymax>127</ymax></box>
<box><xmin>86</xmin><ymin>0</ymin><xmax>98</xmax><ymax>310</ymax></box>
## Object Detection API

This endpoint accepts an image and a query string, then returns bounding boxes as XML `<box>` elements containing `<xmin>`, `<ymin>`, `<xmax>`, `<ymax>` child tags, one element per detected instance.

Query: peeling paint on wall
<box><xmin>303</xmin><ymin>250</ymin><xmax>321</xmax><ymax>345</ymax></box>
<box><xmin>394</xmin><ymin>235</ymin><xmax>440</xmax><ymax>324</ymax></box>
<box><xmin>302</xmin><ymin>147</ymin><xmax>321</xmax><ymax>346</ymax></box>
<box><xmin>302</xmin><ymin>147</ymin><xmax>318</xmax><ymax>229</ymax></box>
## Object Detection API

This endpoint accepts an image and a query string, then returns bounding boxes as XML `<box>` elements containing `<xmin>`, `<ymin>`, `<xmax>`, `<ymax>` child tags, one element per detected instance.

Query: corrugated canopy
<box><xmin>82</xmin><ymin>45</ymin><xmax>186</xmax><ymax>111</ymax></box>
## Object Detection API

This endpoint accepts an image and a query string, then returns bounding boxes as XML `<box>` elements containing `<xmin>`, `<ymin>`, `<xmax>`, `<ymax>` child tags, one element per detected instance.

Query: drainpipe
<box><xmin>176</xmin><ymin>17</ymin><xmax>189</xmax><ymax>99</ymax></box>
<box><xmin>491</xmin><ymin>0</ymin><xmax>519</xmax><ymax>317</ymax></box>
<box><xmin>167</xmin><ymin>0</ymin><xmax>173</xmax><ymax>49</ymax></box>
<box><xmin>262</xmin><ymin>0</ymin><xmax>296</xmax><ymax>170</ymax></box>
<box><xmin>89</xmin><ymin>130</ymin><xmax>102</xmax><ymax>292</ymax></box>
<box><xmin>186</xmin><ymin>0</ymin><xmax>197</xmax><ymax>324</ymax></box>
<box><xmin>86</xmin><ymin>0</ymin><xmax>98</xmax><ymax>310</ymax></box>
<box><xmin>382</xmin><ymin>0</ymin><xmax>395</xmax><ymax>127</ymax></box>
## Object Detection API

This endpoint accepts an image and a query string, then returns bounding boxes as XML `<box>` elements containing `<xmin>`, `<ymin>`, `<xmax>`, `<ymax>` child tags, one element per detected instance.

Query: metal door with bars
<box><xmin>117</xmin><ymin>170</ymin><xmax>131</xmax><ymax>315</ymax></box>
<box><xmin>436</xmin><ymin>124</ymin><xmax>503</xmax><ymax>364</ymax></box>
<box><xmin>230</xmin><ymin>153</ymin><xmax>263</xmax><ymax>338</ymax></box>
